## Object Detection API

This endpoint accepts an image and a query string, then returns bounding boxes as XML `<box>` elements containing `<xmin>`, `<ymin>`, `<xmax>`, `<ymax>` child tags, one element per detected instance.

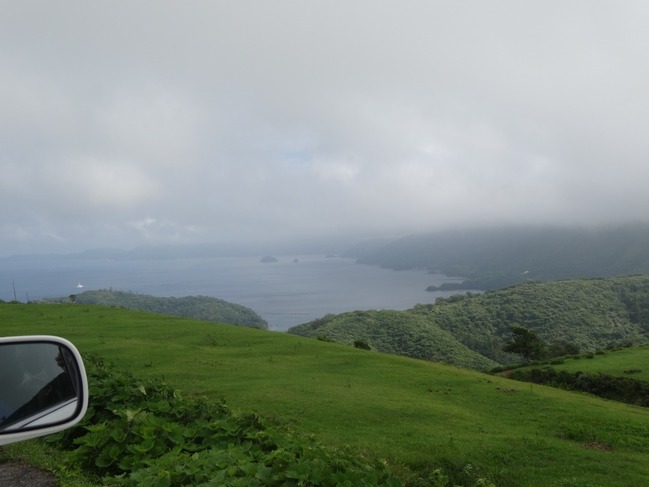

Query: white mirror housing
<box><xmin>0</xmin><ymin>335</ymin><xmax>89</xmax><ymax>445</ymax></box>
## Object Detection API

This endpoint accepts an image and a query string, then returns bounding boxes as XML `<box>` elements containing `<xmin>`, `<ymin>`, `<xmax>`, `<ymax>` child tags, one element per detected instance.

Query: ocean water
<box><xmin>2</xmin><ymin>254</ymin><xmax>465</xmax><ymax>331</ymax></box>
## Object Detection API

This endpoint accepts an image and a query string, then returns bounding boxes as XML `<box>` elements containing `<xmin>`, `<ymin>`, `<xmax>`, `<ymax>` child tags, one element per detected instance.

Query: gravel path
<box><xmin>0</xmin><ymin>462</ymin><xmax>57</xmax><ymax>486</ymax></box>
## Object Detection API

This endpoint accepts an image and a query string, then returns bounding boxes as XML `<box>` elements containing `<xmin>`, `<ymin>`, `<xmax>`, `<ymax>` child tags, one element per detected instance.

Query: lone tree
<box><xmin>503</xmin><ymin>326</ymin><xmax>545</xmax><ymax>362</ymax></box>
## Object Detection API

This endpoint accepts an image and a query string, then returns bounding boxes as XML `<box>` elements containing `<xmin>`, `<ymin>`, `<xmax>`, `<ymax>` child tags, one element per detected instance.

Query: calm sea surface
<box><xmin>2</xmin><ymin>254</ymin><xmax>465</xmax><ymax>331</ymax></box>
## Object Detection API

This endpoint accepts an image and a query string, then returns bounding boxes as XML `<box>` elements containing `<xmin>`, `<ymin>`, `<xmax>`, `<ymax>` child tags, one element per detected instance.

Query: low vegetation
<box><xmin>2</xmin><ymin>303</ymin><xmax>649</xmax><ymax>486</ymax></box>
<box><xmin>508</xmin><ymin>367</ymin><xmax>649</xmax><ymax>407</ymax></box>
<box><xmin>545</xmin><ymin>343</ymin><xmax>649</xmax><ymax>381</ymax></box>
<box><xmin>47</xmin><ymin>355</ymin><xmax>400</xmax><ymax>486</ymax></box>
<box><xmin>497</xmin><ymin>344</ymin><xmax>649</xmax><ymax>408</ymax></box>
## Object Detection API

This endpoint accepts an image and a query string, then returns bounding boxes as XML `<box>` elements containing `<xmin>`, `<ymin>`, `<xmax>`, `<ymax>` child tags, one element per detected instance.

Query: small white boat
<box><xmin>76</xmin><ymin>282</ymin><xmax>84</xmax><ymax>288</ymax></box>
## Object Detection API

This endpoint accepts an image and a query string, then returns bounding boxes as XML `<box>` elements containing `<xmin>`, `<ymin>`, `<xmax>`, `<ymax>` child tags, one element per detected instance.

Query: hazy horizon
<box><xmin>3</xmin><ymin>221</ymin><xmax>647</xmax><ymax>261</ymax></box>
<box><xmin>3</xmin><ymin>2</ymin><xmax>649</xmax><ymax>256</ymax></box>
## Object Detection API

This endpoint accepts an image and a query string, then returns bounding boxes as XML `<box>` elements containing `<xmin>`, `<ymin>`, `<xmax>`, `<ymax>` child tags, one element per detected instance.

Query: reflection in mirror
<box><xmin>0</xmin><ymin>342</ymin><xmax>82</xmax><ymax>432</ymax></box>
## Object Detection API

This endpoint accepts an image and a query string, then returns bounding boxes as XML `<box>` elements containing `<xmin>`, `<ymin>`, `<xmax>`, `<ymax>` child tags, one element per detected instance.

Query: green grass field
<box><xmin>2</xmin><ymin>304</ymin><xmax>649</xmax><ymax>486</ymax></box>
<box><xmin>545</xmin><ymin>346</ymin><xmax>649</xmax><ymax>381</ymax></box>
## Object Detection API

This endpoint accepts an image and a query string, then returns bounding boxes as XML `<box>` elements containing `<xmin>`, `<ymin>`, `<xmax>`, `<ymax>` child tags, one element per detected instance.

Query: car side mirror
<box><xmin>0</xmin><ymin>336</ymin><xmax>88</xmax><ymax>445</ymax></box>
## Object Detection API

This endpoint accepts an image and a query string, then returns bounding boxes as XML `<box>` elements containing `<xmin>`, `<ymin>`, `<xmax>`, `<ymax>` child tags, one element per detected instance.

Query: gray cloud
<box><xmin>2</xmin><ymin>1</ymin><xmax>649</xmax><ymax>255</ymax></box>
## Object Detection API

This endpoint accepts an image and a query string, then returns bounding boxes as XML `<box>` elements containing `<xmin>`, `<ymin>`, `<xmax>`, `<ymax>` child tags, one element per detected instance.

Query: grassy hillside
<box><xmin>39</xmin><ymin>289</ymin><xmax>268</xmax><ymax>329</ymax></box>
<box><xmin>290</xmin><ymin>276</ymin><xmax>649</xmax><ymax>367</ymax></box>
<box><xmin>2</xmin><ymin>303</ymin><xmax>649</xmax><ymax>486</ymax></box>
<box><xmin>548</xmin><ymin>344</ymin><xmax>649</xmax><ymax>381</ymax></box>
<box><xmin>500</xmin><ymin>345</ymin><xmax>649</xmax><ymax>408</ymax></box>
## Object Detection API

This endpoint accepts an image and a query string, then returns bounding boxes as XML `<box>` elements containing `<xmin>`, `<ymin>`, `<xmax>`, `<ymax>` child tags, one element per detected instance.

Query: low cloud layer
<box><xmin>2</xmin><ymin>1</ymin><xmax>649</xmax><ymax>255</ymax></box>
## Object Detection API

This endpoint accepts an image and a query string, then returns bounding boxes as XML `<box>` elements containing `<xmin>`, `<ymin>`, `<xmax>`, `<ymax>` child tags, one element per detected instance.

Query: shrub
<box><xmin>624</xmin><ymin>369</ymin><xmax>642</xmax><ymax>375</ymax></box>
<box><xmin>509</xmin><ymin>367</ymin><xmax>649</xmax><ymax>407</ymax></box>
<box><xmin>353</xmin><ymin>339</ymin><xmax>372</xmax><ymax>350</ymax></box>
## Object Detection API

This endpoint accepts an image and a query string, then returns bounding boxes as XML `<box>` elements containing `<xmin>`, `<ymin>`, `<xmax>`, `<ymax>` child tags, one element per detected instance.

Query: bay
<box><xmin>1</xmin><ymin>254</ymin><xmax>466</xmax><ymax>331</ymax></box>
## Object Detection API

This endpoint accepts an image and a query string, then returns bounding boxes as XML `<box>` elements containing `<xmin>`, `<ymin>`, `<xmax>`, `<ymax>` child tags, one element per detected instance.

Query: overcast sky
<box><xmin>2</xmin><ymin>1</ymin><xmax>649</xmax><ymax>256</ymax></box>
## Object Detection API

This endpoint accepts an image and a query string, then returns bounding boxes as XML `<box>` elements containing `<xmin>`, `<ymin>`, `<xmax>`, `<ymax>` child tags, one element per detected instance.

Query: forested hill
<box><xmin>41</xmin><ymin>290</ymin><xmax>268</xmax><ymax>329</ymax></box>
<box><xmin>346</xmin><ymin>224</ymin><xmax>649</xmax><ymax>289</ymax></box>
<box><xmin>289</xmin><ymin>275</ymin><xmax>649</xmax><ymax>370</ymax></box>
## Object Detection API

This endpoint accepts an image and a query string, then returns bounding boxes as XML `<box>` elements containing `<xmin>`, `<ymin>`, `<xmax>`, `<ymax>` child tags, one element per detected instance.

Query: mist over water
<box><xmin>2</xmin><ymin>254</ymin><xmax>465</xmax><ymax>330</ymax></box>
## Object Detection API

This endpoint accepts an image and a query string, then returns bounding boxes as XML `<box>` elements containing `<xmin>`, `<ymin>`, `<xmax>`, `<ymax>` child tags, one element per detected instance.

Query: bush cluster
<box><xmin>48</xmin><ymin>355</ymin><xmax>401</xmax><ymax>486</ymax></box>
<box><xmin>509</xmin><ymin>367</ymin><xmax>649</xmax><ymax>407</ymax></box>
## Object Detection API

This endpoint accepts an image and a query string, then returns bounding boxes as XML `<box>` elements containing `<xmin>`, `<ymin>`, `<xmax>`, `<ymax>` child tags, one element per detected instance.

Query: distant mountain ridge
<box><xmin>41</xmin><ymin>289</ymin><xmax>268</xmax><ymax>329</ymax></box>
<box><xmin>346</xmin><ymin>224</ymin><xmax>649</xmax><ymax>289</ymax></box>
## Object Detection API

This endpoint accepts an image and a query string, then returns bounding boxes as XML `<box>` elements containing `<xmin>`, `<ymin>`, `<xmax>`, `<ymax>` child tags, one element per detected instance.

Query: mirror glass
<box><xmin>0</xmin><ymin>342</ymin><xmax>82</xmax><ymax>432</ymax></box>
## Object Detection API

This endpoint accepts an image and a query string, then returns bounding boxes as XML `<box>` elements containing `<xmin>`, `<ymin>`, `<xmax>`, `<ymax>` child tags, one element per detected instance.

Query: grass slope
<box><xmin>548</xmin><ymin>344</ymin><xmax>649</xmax><ymax>381</ymax></box>
<box><xmin>500</xmin><ymin>345</ymin><xmax>649</xmax><ymax>408</ymax></box>
<box><xmin>2</xmin><ymin>304</ymin><xmax>649</xmax><ymax>486</ymax></box>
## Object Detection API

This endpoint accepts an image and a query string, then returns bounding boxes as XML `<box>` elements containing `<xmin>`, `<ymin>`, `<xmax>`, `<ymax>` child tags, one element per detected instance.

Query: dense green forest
<box><xmin>39</xmin><ymin>289</ymin><xmax>267</xmax><ymax>329</ymax></box>
<box><xmin>289</xmin><ymin>275</ymin><xmax>649</xmax><ymax>369</ymax></box>
<box><xmin>346</xmin><ymin>224</ymin><xmax>649</xmax><ymax>289</ymax></box>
